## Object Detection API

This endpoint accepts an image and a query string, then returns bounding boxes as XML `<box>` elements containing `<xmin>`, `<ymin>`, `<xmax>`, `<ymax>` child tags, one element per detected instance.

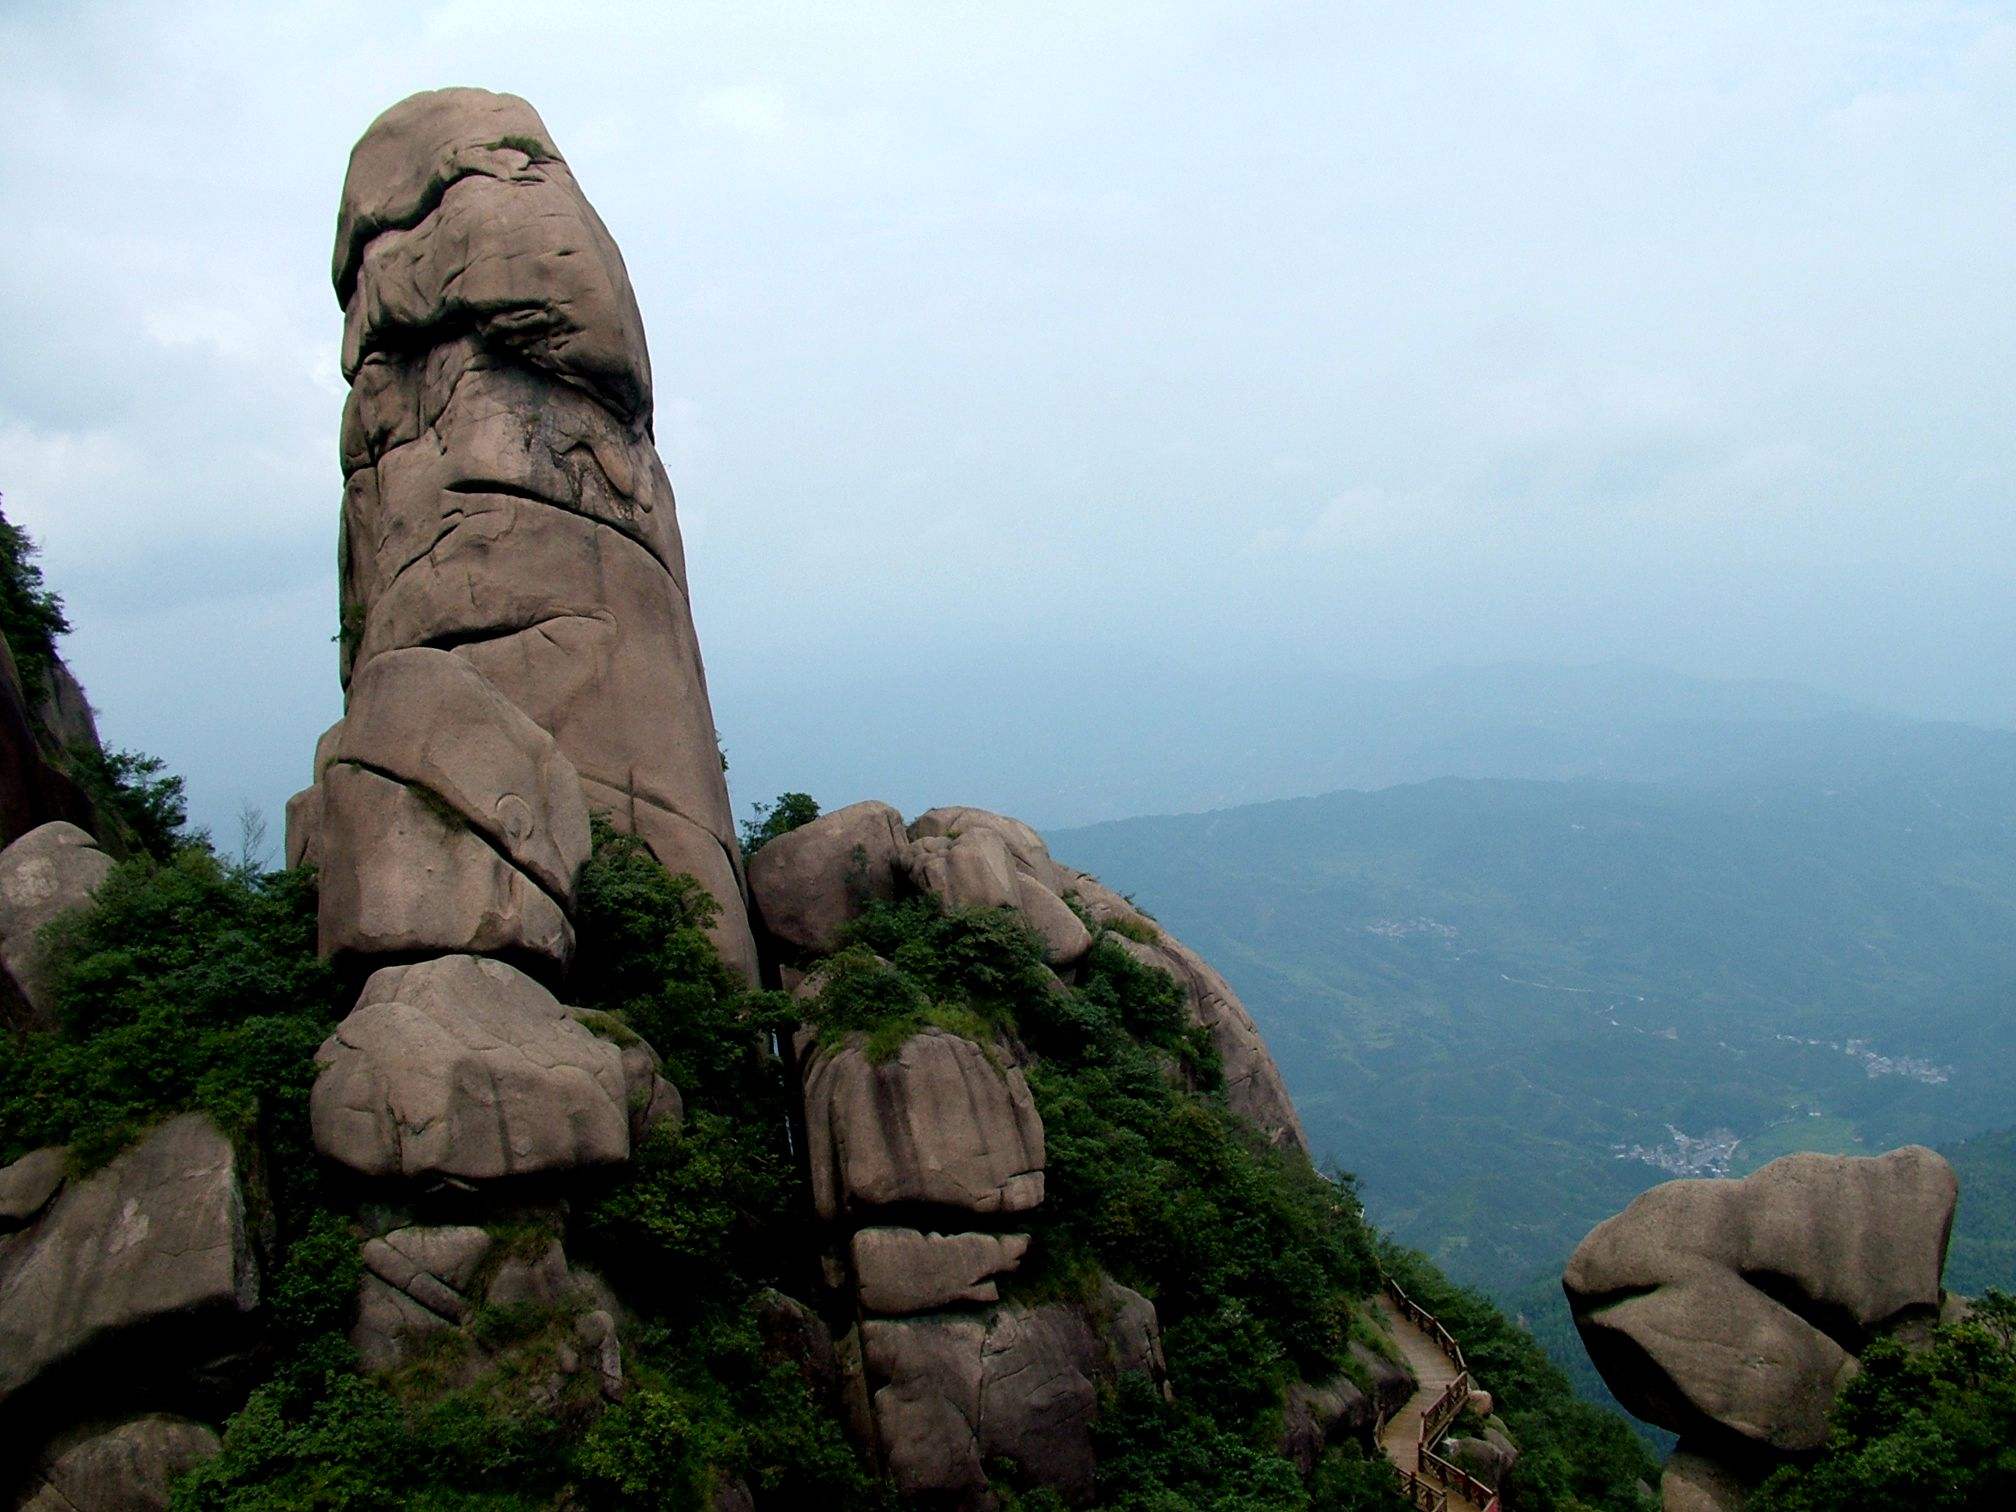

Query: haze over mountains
<box><xmin>719</xmin><ymin>657</ymin><xmax>1996</xmax><ymax>834</ymax></box>
<box><xmin>1020</xmin><ymin>660</ymin><xmax>2016</xmax><ymax>1401</ymax></box>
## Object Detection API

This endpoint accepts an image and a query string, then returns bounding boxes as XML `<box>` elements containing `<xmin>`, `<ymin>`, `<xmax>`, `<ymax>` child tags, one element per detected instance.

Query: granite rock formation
<box><xmin>18</xmin><ymin>1415</ymin><xmax>221</xmax><ymax>1512</ymax></box>
<box><xmin>1565</xmin><ymin>1145</ymin><xmax>1959</xmax><ymax>1507</ymax></box>
<box><xmin>290</xmin><ymin>85</ymin><xmax>755</xmax><ymax>981</ymax></box>
<box><xmin>311</xmin><ymin>954</ymin><xmax>637</xmax><ymax>1182</ymax></box>
<box><xmin>0</xmin><ymin>821</ymin><xmax>112</xmax><ymax>1031</ymax></box>
<box><xmin>0</xmin><ymin>1115</ymin><xmax>262</xmax><ymax>1427</ymax></box>
<box><xmin>751</xmin><ymin>800</ymin><xmax>1308</xmax><ymax>1154</ymax></box>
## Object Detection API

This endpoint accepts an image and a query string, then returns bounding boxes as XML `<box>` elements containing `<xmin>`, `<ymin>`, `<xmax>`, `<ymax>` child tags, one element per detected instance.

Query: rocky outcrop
<box><xmin>323</xmin><ymin>86</ymin><xmax>754</xmax><ymax>980</ymax></box>
<box><xmin>314</xmin><ymin>763</ymin><xmax>575</xmax><ymax>966</ymax></box>
<box><xmin>0</xmin><ymin>634</ymin><xmax>102</xmax><ymax>858</ymax></box>
<box><xmin>1090</xmin><ymin>895</ymin><xmax>1307</xmax><ymax>1154</ymax></box>
<box><xmin>860</xmin><ymin>1280</ymin><xmax>1168</xmax><ymax>1505</ymax></box>
<box><xmin>903</xmin><ymin>811</ymin><xmax>1091</xmax><ymax>969</ymax></box>
<box><xmin>0</xmin><ymin>821</ymin><xmax>113</xmax><ymax>1031</ymax></box>
<box><xmin>849</xmin><ymin>1228</ymin><xmax>1030</xmax><ymax>1316</ymax></box>
<box><xmin>1565</xmin><ymin>1145</ymin><xmax>1959</xmax><ymax>1503</ymax></box>
<box><xmin>747</xmin><ymin>801</ymin><xmax>909</xmax><ymax>956</ymax></box>
<box><xmin>18</xmin><ymin>1414</ymin><xmax>221</xmax><ymax>1512</ymax></box>
<box><xmin>311</xmin><ymin>955</ymin><xmax>634</xmax><ymax>1182</ymax></box>
<box><xmin>0</xmin><ymin>1148</ymin><xmax>66</xmax><ymax>1229</ymax></box>
<box><xmin>801</xmin><ymin>1028</ymin><xmax>1045</xmax><ymax>1221</ymax></box>
<box><xmin>0</xmin><ymin>1115</ymin><xmax>260</xmax><ymax>1412</ymax></box>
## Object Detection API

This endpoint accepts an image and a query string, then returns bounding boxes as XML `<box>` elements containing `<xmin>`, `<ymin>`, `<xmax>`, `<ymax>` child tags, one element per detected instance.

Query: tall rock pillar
<box><xmin>293</xmin><ymin>86</ymin><xmax>756</xmax><ymax>981</ymax></box>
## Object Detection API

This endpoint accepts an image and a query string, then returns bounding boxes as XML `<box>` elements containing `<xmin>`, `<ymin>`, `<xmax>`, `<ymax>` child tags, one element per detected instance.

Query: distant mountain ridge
<box><xmin>721</xmin><ymin>655</ymin><xmax>1999</xmax><ymax>830</ymax></box>
<box><xmin>1050</xmin><ymin>704</ymin><xmax>2016</xmax><ymax>1304</ymax></box>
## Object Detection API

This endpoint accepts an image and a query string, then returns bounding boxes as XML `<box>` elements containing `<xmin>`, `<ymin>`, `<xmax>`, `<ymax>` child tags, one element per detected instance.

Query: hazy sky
<box><xmin>2</xmin><ymin>1</ymin><xmax>2012</xmax><ymax>845</ymax></box>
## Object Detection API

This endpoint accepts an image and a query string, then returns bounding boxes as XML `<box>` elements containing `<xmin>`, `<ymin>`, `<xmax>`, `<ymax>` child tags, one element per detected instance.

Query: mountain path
<box><xmin>1376</xmin><ymin>1295</ymin><xmax>1484</xmax><ymax>1512</ymax></box>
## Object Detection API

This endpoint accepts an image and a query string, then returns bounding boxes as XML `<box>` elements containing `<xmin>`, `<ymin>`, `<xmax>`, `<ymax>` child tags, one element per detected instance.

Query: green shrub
<box><xmin>0</xmin><ymin>849</ymin><xmax>343</xmax><ymax>1177</ymax></box>
<box><xmin>1748</xmin><ymin>1290</ymin><xmax>2016</xmax><ymax>1512</ymax></box>
<box><xmin>740</xmin><ymin>791</ymin><xmax>819</xmax><ymax>856</ymax></box>
<box><xmin>0</xmin><ymin>498</ymin><xmax>71</xmax><ymax>709</ymax></box>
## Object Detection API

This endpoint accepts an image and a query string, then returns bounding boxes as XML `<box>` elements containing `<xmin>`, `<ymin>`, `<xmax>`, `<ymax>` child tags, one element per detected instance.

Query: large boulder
<box><xmin>1564</xmin><ymin>1146</ymin><xmax>1957</xmax><ymax>1455</ymax></box>
<box><xmin>849</xmin><ymin>1228</ymin><xmax>1030</xmax><ymax>1316</ymax></box>
<box><xmin>860</xmin><ymin>1281</ymin><xmax>1166</xmax><ymax>1504</ymax></box>
<box><xmin>310</xmin><ymin>954</ymin><xmax>632</xmax><ymax>1181</ymax></box>
<box><xmin>334</xmin><ymin>647</ymin><xmax>590</xmax><ymax>900</ymax></box>
<box><xmin>313</xmin><ymin>763</ymin><xmax>574</xmax><ymax>966</ymax></box>
<box><xmin>0</xmin><ymin>1114</ymin><xmax>261</xmax><ymax>1411</ymax></box>
<box><xmin>0</xmin><ymin>821</ymin><xmax>113</xmax><ymax>1030</ymax></box>
<box><xmin>332</xmin><ymin>89</ymin><xmax>755</xmax><ymax>980</ymax></box>
<box><xmin>909</xmin><ymin>808</ymin><xmax>1065</xmax><ymax>894</ymax></box>
<box><xmin>801</xmin><ymin>1029</ymin><xmax>1045</xmax><ymax>1221</ymax></box>
<box><xmin>902</xmin><ymin>829</ymin><xmax>1019</xmax><ymax>913</ymax></box>
<box><xmin>0</xmin><ymin>1147</ymin><xmax>65</xmax><ymax>1230</ymax></box>
<box><xmin>0</xmin><ymin>636</ymin><xmax>100</xmax><ymax>857</ymax></box>
<box><xmin>747</xmin><ymin>800</ymin><xmax>908</xmax><ymax>956</ymax></box>
<box><xmin>1280</xmin><ymin>1375</ymin><xmax>1374</xmax><ymax>1475</ymax></box>
<box><xmin>903</xmin><ymin>809</ymin><xmax>1092</xmax><ymax>967</ymax></box>
<box><xmin>18</xmin><ymin>1414</ymin><xmax>221</xmax><ymax>1512</ymax></box>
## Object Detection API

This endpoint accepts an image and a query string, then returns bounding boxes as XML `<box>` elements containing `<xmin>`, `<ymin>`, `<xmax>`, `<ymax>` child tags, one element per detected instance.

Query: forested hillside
<box><xmin>1055</xmin><ymin>743</ymin><xmax>2016</xmax><ymax>1332</ymax></box>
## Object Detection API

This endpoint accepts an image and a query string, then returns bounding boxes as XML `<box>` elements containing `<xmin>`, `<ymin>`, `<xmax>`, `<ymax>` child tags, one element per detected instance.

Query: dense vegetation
<box><xmin>1944</xmin><ymin>1128</ymin><xmax>2016</xmax><ymax>1296</ymax></box>
<box><xmin>1748</xmin><ymin>1291</ymin><xmax>2016</xmax><ymax>1511</ymax></box>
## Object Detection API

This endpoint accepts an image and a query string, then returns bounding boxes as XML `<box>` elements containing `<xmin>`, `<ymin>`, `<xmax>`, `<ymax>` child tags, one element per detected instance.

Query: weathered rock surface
<box><xmin>311</xmin><ymin>954</ymin><xmax>631</xmax><ymax>1181</ymax></box>
<box><xmin>0</xmin><ymin>1147</ymin><xmax>66</xmax><ymax>1230</ymax></box>
<box><xmin>1280</xmin><ymin>1375</ymin><xmax>1373</xmax><ymax>1474</ymax></box>
<box><xmin>0</xmin><ymin>821</ymin><xmax>113</xmax><ymax>1030</ymax></box>
<box><xmin>860</xmin><ymin>1281</ymin><xmax>1166</xmax><ymax>1504</ymax></box>
<box><xmin>1565</xmin><ymin>1145</ymin><xmax>1957</xmax><ymax>1454</ymax></box>
<box><xmin>1352</xmin><ymin>1340</ymin><xmax>1417</xmax><ymax>1422</ymax></box>
<box><xmin>909</xmin><ymin>808</ymin><xmax>1064</xmax><ymax>894</ymax></box>
<box><xmin>567</xmin><ymin>1009</ymin><xmax>685</xmax><ymax>1145</ymax></box>
<box><xmin>1444</xmin><ymin>1428</ymin><xmax>1519</xmax><ymax>1490</ymax></box>
<box><xmin>0</xmin><ymin>1114</ymin><xmax>260</xmax><ymax>1409</ymax></box>
<box><xmin>902</xmin><ymin>829</ymin><xmax>1019</xmax><ymax>914</ymax></box>
<box><xmin>0</xmin><ymin>635</ymin><xmax>101</xmax><ymax>858</ymax></box>
<box><xmin>19</xmin><ymin>1414</ymin><xmax>222</xmax><ymax>1512</ymax></box>
<box><xmin>333</xmin><ymin>88</ymin><xmax>754</xmax><ymax>979</ymax></box>
<box><xmin>335</xmin><ymin>647</ymin><xmax>590</xmax><ymax>899</ymax></box>
<box><xmin>1660</xmin><ymin>1444</ymin><xmax>1762</xmax><ymax>1512</ymax></box>
<box><xmin>747</xmin><ymin>801</ymin><xmax>908</xmax><ymax>956</ymax></box>
<box><xmin>801</xmin><ymin>1029</ymin><xmax>1045</xmax><ymax>1221</ymax></box>
<box><xmin>849</xmin><ymin>1227</ymin><xmax>1030</xmax><ymax>1315</ymax></box>
<box><xmin>352</xmin><ymin>1223</ymin><xmax>494</xmax><ymax>1368</ymax></box>
<box><xmin>315</xmin><ymin>763</ymin><xmax>574</xmax><ymax>966</ymax></box>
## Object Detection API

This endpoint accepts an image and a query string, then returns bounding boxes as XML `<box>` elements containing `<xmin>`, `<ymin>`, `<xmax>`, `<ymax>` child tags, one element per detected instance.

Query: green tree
<box><xmin>0</xmin><ymin>494</ymin><xmax>72</xmax><ymax>709</ymax></box>
<box><xmin>740</xmin><ymin>791</ymin><xmax>819</xmax><ymax>856</ymax></box>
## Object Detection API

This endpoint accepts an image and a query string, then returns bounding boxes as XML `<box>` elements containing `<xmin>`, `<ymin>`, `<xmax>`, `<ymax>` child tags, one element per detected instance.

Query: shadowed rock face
<box><xmin>0</xmin><ymin>1115</ymin><xmax>261</xmax><ymax>1413</ymax></box>
<box><xmin>303</xmin><ymin>86</ymin><xmax>754</xmax><ymax>980</ymax></box>
<box><xmin>1564</xmin><ymin>1145</ymin><xmax>1957</xmax><ymax>1472</ymax></box>
<box><xmin>0</xmin><ymin>821</ymin><xmax>112</xmax><ymax>1031</ymax></box>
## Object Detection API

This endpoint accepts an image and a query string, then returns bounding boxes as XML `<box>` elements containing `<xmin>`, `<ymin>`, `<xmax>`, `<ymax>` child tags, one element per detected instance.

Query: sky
<box><xmin>2</xmin><ymin>0</ymin><xmax>2012</xmax><ymax>848</ymax></box>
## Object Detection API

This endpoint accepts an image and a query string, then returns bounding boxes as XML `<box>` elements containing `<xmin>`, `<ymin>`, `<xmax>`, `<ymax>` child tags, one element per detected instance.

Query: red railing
<box><xmin>1381</xmin><ymin>1278</ymin><xmax>1504</xmax><ymax>1512</ymax></box>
